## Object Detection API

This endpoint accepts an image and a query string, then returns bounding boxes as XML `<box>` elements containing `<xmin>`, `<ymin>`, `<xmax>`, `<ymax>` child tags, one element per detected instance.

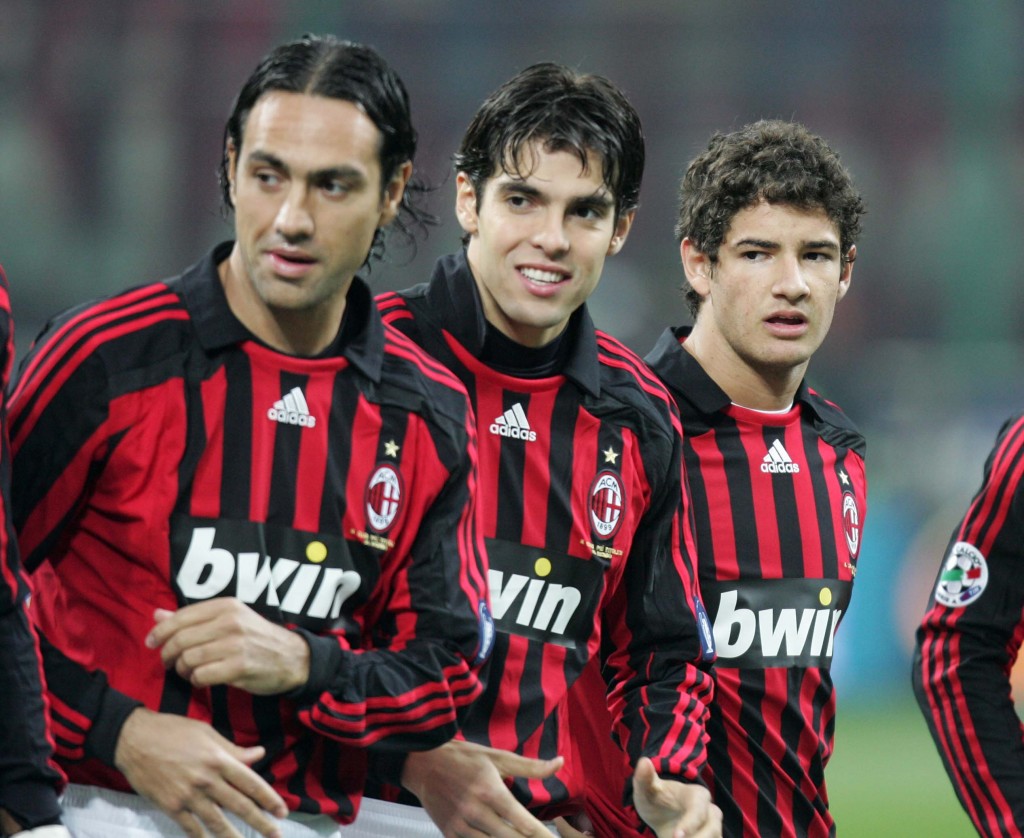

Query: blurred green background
<box><xmin>4</xmin><ymin>2</ymin><xmax>1023</xmax><ymax>834</ymax></box>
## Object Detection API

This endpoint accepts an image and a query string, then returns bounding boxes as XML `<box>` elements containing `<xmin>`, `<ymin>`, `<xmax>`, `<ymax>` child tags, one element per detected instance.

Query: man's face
<box><xmin>226</xmin><ymin>91</ymin><xmax>407</xmax><ymax>325</ymax></box>
<box><xmin>684</xmin><ymin>200</ymin><xmax>853</xmax><ymax>398</ymax></box>
<box><xmin>456</xmin><ymin>142</ymin><xmax>634</xmax><ymax>348</ymax></box>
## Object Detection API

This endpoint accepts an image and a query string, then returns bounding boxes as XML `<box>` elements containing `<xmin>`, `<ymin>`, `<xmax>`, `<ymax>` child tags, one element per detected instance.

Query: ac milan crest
<box><xmin>589</xmin><ymin>470</ymin><xmax>624</xmax><ymax>540</ymax></box>
<box><xmin>841</xmin><ymin>491</ymin><xmax>861</xmax><ymax>559</ymax></box>
<box><xmin>366</xmin><ymin>464</ymin><xmax>403</xmax><ymax>532</ymax></box>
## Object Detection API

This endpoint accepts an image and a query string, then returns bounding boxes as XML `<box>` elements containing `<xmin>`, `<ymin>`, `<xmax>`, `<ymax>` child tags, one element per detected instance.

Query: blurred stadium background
<box><xmin>4</xmin><ymin>2</ymin><xmax>1022</xmax><ymax>834</ymax></box>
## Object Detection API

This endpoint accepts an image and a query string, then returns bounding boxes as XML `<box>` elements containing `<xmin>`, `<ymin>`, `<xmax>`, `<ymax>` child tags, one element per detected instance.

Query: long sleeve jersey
<box><xmin>8</xmin><ymin>242</ymin><xmax>490</xmax><ymax>823</ymax></box>
<box><xmin>914</xmin><ymin>413</ymin><xmax>1024</xmax><ymax>837</ymax></box>
<box><xmin>649</xmin><ymin>327</ymin><xmax>866</xmax><ymax>838</ymax></box>
<box><xmin>374</xmin><ymin>252</ymin><xmax>715</xmax><ymax>818</ymax></box>
<box><xmin>0</xmin><ymin>265</ymin><xmax>65</xmax><ymax>830</ymax></box>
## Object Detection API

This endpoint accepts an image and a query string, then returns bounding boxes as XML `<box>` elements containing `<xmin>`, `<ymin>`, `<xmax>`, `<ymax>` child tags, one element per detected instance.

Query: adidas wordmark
<box><xmin>268</xmin><ymin>387</ymin><xmax>317</xmax><ymax>428</ymax></box>
<box><xmin>490</xmin><ymin>403</ymin><xmax>536</xmax><ymax>442</ymax></box>
<box><xmin>761</xmin><ymin>438</ymin><xmax>799</xmax><ymax>473</ymax></box>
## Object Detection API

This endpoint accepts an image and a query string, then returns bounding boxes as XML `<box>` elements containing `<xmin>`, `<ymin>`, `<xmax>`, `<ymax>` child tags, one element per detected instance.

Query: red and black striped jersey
<box><xmin>374</xmin><ymin>252</ymin><xmax>714</xmax><ymax>818</ymax></box>
<box><xmin>644</xmin><ymin>326</ymin><xmax>866</xmax><ymax>838</ymax></box>
<box><xmin>9</xmin><ymin>242</ymin><xmax>490</xmax><ymax>824</ymax></box>
<box><xmin>0</xmin><ymin>265</ymin><xmax>65</xmax><ymax>829</ymax></box>
<box><xmin>914</xmin><ymin>413</ymin><xmax>1024</xmax><ymax>837</ymax></box>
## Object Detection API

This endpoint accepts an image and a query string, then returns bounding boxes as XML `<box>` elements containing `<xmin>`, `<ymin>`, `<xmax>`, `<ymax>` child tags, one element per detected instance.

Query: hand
<box><xmin>632</xmin><ymin>757</ymin><xmax>722</xmax><ymax>838</ymax></box>
<box><xmin>146</xmin><ymin>599</ymin><xmax>310</xmax><ymax>695</ymax></box>
<box><xmin>114</xmin><ymin>707</ymin><xmax>287</xmax><ymax>838</ymax></box>
<box><xmin>401</xmin><ymin>739</ymin><xmax>564</xmax><ymax>837</ymax></box>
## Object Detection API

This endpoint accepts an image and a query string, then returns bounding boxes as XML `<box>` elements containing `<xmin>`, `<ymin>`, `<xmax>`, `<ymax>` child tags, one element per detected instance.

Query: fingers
<box><xmin>490</xmin><ymin>751</ymin><xmax>564</xmax><ymax>781</ymax></box>
<box><xmin>221</xmin><ymin>748</ymin><xmax>289</xmax><ymax>818</ymax></box>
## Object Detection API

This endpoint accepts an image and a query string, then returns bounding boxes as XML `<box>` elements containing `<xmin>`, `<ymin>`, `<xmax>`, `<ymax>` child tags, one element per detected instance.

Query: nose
<box><xmin>275</xmin><ymin>185</ymin><xmax>314</xmax><ymax>242</ymax></box>
<box><xmin>530</xmin><ymin>210</ymin><xmax>570</xmax><ymax>257</ymax></box>
<box><xmin>773</xmin><ymin>254</ymin><xmax>810</xmax><ymax>301</ymax></box>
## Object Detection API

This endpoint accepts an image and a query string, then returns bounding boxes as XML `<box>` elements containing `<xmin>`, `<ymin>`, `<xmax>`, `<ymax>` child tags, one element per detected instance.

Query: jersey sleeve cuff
<box><xmin>86</xmin><ymin>688</ymin><xmax>144</xmax><ymax>766</ymax></box>
<box><xmin>0</xmin><ymin>781</ymin><xmax>63</xmax><ymax>831</ymax></box>
<box><xmin>282</xmin><ymin>628</ymin><xmax>343</xmax><ymax>705</ymax></box>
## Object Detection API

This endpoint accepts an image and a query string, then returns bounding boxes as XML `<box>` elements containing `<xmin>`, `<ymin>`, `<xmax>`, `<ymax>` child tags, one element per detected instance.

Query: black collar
<box><xmin>421</xmin><ymin>250</ymin><xmax>602</xmax><ymax>397</ymax></box>
<box><xmin>645</xmin><ymin>325</ymin><xmax>812</xmax><ymax>416</ymax></box>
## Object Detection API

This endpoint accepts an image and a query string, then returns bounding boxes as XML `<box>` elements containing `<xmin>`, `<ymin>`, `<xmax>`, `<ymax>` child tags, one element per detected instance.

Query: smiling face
<box><xmin>682</xmin><ymin>200</ymin><xmax>854</xmax><ymax>409</ymax></box>
<box><xmin>456</xmin><ymin>142</ymin><xmax>634</xmax><ymax>348</ymax></box>
<box><xmin>223</xmin><ymin>90</ymin><xmax>410</xmax><ymax>355</ymax></box>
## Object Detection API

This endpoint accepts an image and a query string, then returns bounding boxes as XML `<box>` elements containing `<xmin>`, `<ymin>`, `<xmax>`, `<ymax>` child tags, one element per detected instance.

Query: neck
<box><xmin>220</xmin><ymin>248</ymin><xmax>346</xmax><ymax>356</ymax></box>
<box><xmin>683</xmin><ymin>327</ymin><xmax>804</xmax><ymax>411</ymax></box>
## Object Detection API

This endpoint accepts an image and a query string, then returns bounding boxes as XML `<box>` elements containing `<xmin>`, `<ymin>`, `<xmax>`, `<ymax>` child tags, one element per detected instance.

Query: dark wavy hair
<box><xmin>218</xmin><ymin>34</ymin><xmax>433</xmax><ymax>262</ymax></box>
<box><xmin>454</xmin><ymin>62</ymin><xmax>644</xmax><ymax>220</ymax></box>
<box><xmin>676</xmin><ymin>119</ymin><xmax>865</xmax><ymax>316</ymax></box>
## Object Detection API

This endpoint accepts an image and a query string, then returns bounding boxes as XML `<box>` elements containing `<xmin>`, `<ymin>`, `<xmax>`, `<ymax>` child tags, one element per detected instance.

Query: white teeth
<box><xmin>520</xmin><ymin>267</ymin><xmax>564</xmax><ymax>284</ymax></box>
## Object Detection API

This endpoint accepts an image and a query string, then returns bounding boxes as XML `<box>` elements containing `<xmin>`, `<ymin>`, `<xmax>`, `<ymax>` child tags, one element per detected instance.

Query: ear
<box><xmin>836</xmin><ymin>244</ymin><xmax>855</xmax><ymax>301</ymax></box>
<box><xmin>226</xmin><ymin>139</ymin><xmax>239</xmax><ymax>203</ymax></box>
<box><xmin>681</xmin><ymin>237</ymin><xmax>712</xmax><ymax>298</ymax></box>
<box><xmin>607</xmin><ymin>209</ymin><xmax>636</xmax><ymax>256</ymax></box>
<box><xmin>455</xmin><ymin>171</ymin><xmax>481</xmax><ymax>236</ymax></box>
<box><xmin>378</xmin><ymin>160</ymin><xmax>413</xmax><ymax>227</ymax></box>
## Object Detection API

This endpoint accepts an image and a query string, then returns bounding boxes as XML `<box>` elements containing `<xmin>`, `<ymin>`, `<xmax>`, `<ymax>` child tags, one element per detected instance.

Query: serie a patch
<box><xmin>934</xmin><ymin>541</ymin><xmax>988</xmax><ymax>608</ymax></box>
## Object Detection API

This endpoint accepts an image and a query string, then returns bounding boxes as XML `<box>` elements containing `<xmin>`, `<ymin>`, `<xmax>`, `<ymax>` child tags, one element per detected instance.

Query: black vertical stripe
<box><xmin>220</xmin><ymin>353</ymin><xmax>254</xmax><ymax>518</ymax></box>
<box><xmin>494</xmin><ymin>390</ymin><xmax>527</xmax><ymax>541</ymax></box>
<box><xmin>267</xmin><ymin>370</ymin><xmax>308</xmax><ymax>525</ymax></box>
<box><xmin>545</xmin><ymin>387</ymin><xmax>579</xmax><ymax>551</ymax></box>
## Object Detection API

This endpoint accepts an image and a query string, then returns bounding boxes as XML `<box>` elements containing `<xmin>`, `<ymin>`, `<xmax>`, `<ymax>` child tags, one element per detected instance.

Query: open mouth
<box><xmin>520</xmin><ymin>267</ymin><xmax>567</xmax><ymax>285</ymax></box>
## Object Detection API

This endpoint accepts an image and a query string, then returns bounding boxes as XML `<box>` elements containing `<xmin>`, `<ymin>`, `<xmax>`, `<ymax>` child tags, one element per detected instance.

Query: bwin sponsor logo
<box><xmin>176</xmin><ymin>527</ymin><xmax>360</xmax><ymax>619</ymax></box>
<box><xmin>488</xmin><ymin>568</ymin><xmax>581</xmax><ymax>635</ymax></box>
<box><xmin>268</xmin><ymin>387</ymin><xmax>316</xmax><ymax>428</ymax></box>
<box><xmin>713</xmin><ymin>589</ymin><xmax>841</xmax><ymax>661</ymax></box>
<box><xmin>761</xmin><ymin>439</ymin><xmax>799</xmax><ymax>474</ymax></box>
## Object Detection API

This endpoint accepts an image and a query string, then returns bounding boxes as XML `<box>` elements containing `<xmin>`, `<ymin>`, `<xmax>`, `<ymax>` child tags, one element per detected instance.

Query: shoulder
<box><xmin>379</xmin><ymin>320</ymin><xmax>473</xmax><ymax>429</ymax></box>
<box><xmin>803</xmin><ymin>386</ymin><xmax>866</xmax><ymax>457</ymax></box>
<box><xmin>13</xmin><ymin>280</ymin><xmax>191</xmax><ymax>399</ymax></box>
<box><xmin>594</xmin><ymin>329</ymin><xmax>679</xmax><ymax>427</ymax></box>
<box><xmin>589</xmin><ymin>327</ymin><xmax>684</xmax><ymax>444</ymax></box>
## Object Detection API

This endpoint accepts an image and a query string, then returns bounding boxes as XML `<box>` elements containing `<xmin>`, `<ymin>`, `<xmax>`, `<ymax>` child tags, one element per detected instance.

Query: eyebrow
<box><xmin>733</xmin><ymin>237</ymin><xmax>840</xmax><ymax>253</ymax></box>
<box><xmin>495</xmin><ymin>179</ymin><xmax>616</xmax><ymax>211</ymax></box>
<box><xmin>247</xmin><ymin>150</ymin><xmax>367</xmax><ymax>184</ymax></box>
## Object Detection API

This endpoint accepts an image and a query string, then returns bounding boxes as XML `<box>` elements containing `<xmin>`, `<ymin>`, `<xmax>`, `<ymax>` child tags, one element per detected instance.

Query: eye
<box><xmin>740</xmin><ymin>250</ymin><xmax>767</xmax><ymax>261</ymax></box>
<box><xmin>805</xmin><ymin>251</ymin><xmax>833</xmax><ymax>263</ymax></box>
<box><xmin>254</xmin><ymin>169</ymin><xmax>282</xmax><ymax>189</ymax></box>
<box><xmin>506</xmin><ymin>194</ymin><xmax>531</xmax><ymax>210</ymax></box>
<box><xmin>321</xmin><ymin>179</ymin><xmax>351</xmax><ymax>197</ymax></box>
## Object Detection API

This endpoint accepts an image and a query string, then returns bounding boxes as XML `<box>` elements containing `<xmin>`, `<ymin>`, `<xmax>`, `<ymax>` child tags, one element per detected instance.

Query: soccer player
<box><xmin>0</xmin><ymin>266</ymin><xmax>69</xmax><ymax>838</ymax></box>
<box><xmin>914</xmin><ymin>419</ymin><xmax>1024</xmax><ymax>835</ymax></box>
<box><xmin>9</xmin><ymin>35</ymin><xmax>489</xmax><ymax>838</ymax></box>
<box><xmin>371</xmin><ymin>63</ymin><xmax>720</xmax><ymax>838</ymax></box>
<box><xmin>571</xmin><ymin>119</ymin><xmax>867</xmax><ymax>838</ymax></box>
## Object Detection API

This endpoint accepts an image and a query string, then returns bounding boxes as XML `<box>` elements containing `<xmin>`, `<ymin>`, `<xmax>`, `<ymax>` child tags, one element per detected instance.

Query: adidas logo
<box><xmin>761</xmin><ymin>439</ymin><xmax>799</xmax><ymax>473</ymax></box>
<box><xmin>489</xmin><ymin>403</ymin><xmax>537</xmax><ymax>442</ymax></box>
<box><xmin>267</xmin><ymin>387</ymin><xmax>317</xmax><ymax>428</ymax></box>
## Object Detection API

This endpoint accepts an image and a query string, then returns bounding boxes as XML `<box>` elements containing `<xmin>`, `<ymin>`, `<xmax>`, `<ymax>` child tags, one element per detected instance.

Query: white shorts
<box><xmin>350</xmin><ymin>797</ymin><xmax>560</xmax><ymax>836</ymax></box>
<box><xmin>60</xmin><ymin>784</ymin><xmax>338</xmax><ymax>838</ymax></box>
<box><xmin>60</xmin><ymin>784</ymin><xmax>560</xmax><ymax>837</ymax></box>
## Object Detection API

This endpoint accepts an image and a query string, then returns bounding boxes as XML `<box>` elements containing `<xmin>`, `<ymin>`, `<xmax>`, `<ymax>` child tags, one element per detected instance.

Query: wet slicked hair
<box><xmin>676</xmin><ymin>119</ymin><xmax>865</xmax><ymax>316</ymax></box>
<box><xmin>219</xmin><ymin>34</ymin><xmax>433</xmax><ymax>261</ymax></box>
<box><xmin>454</xmin><ymin>62</ymin><xmax>644</xmax><ymax>220</ymax></box>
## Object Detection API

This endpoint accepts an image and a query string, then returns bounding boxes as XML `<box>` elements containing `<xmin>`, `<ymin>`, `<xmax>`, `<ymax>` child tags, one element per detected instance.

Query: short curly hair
<box><xmin>676</xmin><ymin>119</ymin><xmax>865</xmax><ymax>316</ymax></box>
